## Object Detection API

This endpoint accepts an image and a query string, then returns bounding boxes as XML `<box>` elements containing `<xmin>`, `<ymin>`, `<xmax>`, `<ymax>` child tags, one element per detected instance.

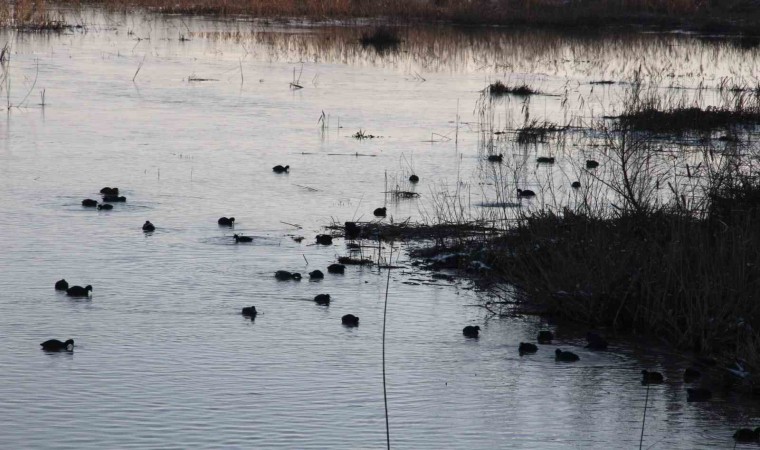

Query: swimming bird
<box><xmin>40</xmin><ymin>339</ymin><xmax>74</xmax><ymax>352</ymax></box>
<box><xmin>517</xmin><ymin>188</ymin><xmax>536</xmax><ymax>197</ymax></box>
<box><xmin>314</xmin><ymin>294</ymin><xmax>330</xmax><ymax>305</ymax></box>
<box><xmin>218</xmin><ymin>217</ymin><xmax>235</xmax><ymax>226</ymax></box>
<box><xmin>519</xmin><ymin>342</ymin><xmax>538</xmax><ymax>354</ymax></box>
<box><xmin>463</xmin><ymin>325</ymin><xmax>480</xmax><ymax>338</ymax></box>
<box><xmin>537</xmin><ymin>330</ymin><xmax>554</xmax><ymax>344</ymax></box>
<box><xmin>309</xmin><ymin>270</ymin><xmax>324</xmax><ymax>279</ymax></box>
<box><xmin>734</xmin><ymin>428</ymin><xmax>760</xmax><ymax>442</ymax></box>
<box><xmin>409</xmin><ymin>174</ymin><xmax>419</xmax><ymax>183</ymax></box>
<box><xmin>683</xmin><ymin>367</ymin><xmax>701</xmax><ymax>383</ymax></box>
<box><xmin>686</xmin><ymin>388</ymin><xmax>712</xmax><ymax>402</ymax></box>
<box><xmin>100</xmin><ymin>187</ymin><xmax>119</xmax><ymax>195</ymax></box>
<box><xmin>586</xmin><ymin>331</ymin><xmax>609</xmax><ymax>350</ymax></box>
<box><xmin>316</xmin><ymin>234</ymin><xmax>333</xmax><ymax>245</ymax></box>
<box><xmin>102</xmin><ymin>195</ymin><xmax>126</xmax><ymax>202</ymax></box>
<box><xmin>291</xmin><ymin>272</ymin><xmax>302</xmax><ymax>281</ymax></box>
<box><xmin>586</xmin><ymin>160</ymin><xmax>600</xmax><ymax>169</ymax></box>
<box><xmin>97</xmin><ymin>204</ymin><xmax>113</xmax><ymax>210</ymax></box>
<box><xmin>66</xmin><ymin>285</ymin><xmax>92</xmax><ymax>297</ymax></box>
<box><xmin>487</xmin><ymin>154</ymin><xmax>503</xmax><ymax>163</ymax></box>
<box><xmin>537</xmin><ymin>156</ymin><xmax>555</xmax><ymax>164</ymax></box>
<box><xmin>82</xmin><ymin>199</ymin><xmax>98</xmax><ymax>207</ymax></box>
<box><xmin>328</xmin><ymin>263</ymin><xmax>346</xmax><ymax>274</ymax></box>
<box><xmin>342</xmin><ymin>314</ymin><xmax>359</xmax><ymax>327</ymax></box>
<box><xmin>272</xmin><ymin>165</ymin><xmax>289</xmax><ymax>173</ymax></box>
<box><xmin>275</xmin><ymin>270</ymin><xmax>293</xmax><ymax>280</ymax></box>
<box><xmin>571</xmin><ymin>181</ymin><xmax>581</xmax><ymax>189</ymax></box>
<box><xmin>142</xmin><ymin>221</ymin><xmax>155</xmax><ymax>232</ymax></box>
<box><xmin>54</xmin><ymin>279</ymin><xmax>69</xmax><ymax>291</ymax></box>
<box><xmin>555</xmin><ymin>349</ymin><xmax>580</xmax><ymax>362</ymax></box>
<box><xmin>641</xmin><ymin>370</ymin><xmax>664</xmax><ymax>384</ymax></box>
<box><xmin>241</xmin><ymin>306</ymin><xmax>257</xmax><ymax>317</ymax></box>
<box><xmin>373</xmin><ymin>207</ymin><xmax>387</xmax><ymax>217</ymax></box>
<box><xmin>234</xmin><ymin>234</ymin><xmax>253</xmax><ymax>243</ymax></box>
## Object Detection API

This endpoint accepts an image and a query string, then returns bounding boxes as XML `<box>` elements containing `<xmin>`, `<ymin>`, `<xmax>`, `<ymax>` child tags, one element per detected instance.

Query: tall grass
<box><xmin>615</xmin><ymin>72</ymin><xmax>760</xmax><ymax>135</ymax></box>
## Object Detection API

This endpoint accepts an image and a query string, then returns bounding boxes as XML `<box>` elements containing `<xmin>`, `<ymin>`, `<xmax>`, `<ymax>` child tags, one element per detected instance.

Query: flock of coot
<box><xmin>461</xmin><ymin>324</ymin><xmax>754</xmax><ymax>438</ymax></box>
<box><xmin>45</xmin><ymin>169</ymin><xmax>369</xmax><ymax>354</ymax></box>
<box><xmin>45</xmin><ymin>166</ymin><xmax>753</xmax><ymax>443</ymax></box>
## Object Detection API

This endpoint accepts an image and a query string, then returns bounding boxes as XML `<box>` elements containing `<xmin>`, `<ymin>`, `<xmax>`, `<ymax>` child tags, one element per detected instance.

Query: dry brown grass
<box><xmin>40</xmin><ymin>0</ymin><xmax>760</xmax><ymax>31</ymax></box>
<box><xmin>1</xmin><ymin>0</ymin><xmax>70</xmax><ymax>31</ymax></box>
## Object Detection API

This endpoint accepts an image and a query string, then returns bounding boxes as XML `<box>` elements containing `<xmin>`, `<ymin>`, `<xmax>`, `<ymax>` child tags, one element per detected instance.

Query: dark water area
<box><xmin>1</xmin><ymin>9</ymin><xmax>760</xmax><ymax>448</ymax></box>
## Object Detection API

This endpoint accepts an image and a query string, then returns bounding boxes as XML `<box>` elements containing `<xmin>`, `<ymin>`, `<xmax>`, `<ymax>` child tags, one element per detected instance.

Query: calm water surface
<box><xmin>1</xmin><ymin>11</ymin><xmax>759</xmax><ymax>449</ymax></box>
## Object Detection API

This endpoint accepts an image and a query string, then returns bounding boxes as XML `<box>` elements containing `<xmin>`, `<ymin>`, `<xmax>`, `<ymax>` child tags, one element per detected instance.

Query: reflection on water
<box><xmin>1</xmin><ymin>8</ymin><xmax>760</xmax><ymax>449</ymax></box>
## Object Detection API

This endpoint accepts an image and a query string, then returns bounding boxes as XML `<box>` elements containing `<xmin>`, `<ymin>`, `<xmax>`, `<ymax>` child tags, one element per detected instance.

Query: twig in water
<box><xmin>280</xmin><ymin>221</ymin><xmax>302</xmax><ymax>229</ymax></box>
<box><xmin>456</xmin><ymin>99</ymin><xmax>461</xmax><ymax>144</ymax></box>
<box><xmin>384</xmin><ymin>170</ymin><xmax>388</xmax><ymax>207</ymax></box>
<box><xmin>382</xmin><ymin>243</ymin><xmax>393</xmax><ymax>450</ymax></box>
<box><xmin>639</xmin><ymin>382</ymin><xmax>650</xmax><ymax>450</ymax></box>
<box><xmin>15</xmin><ymin>59</ymin><xmax>40</xmax><ymax>108</ymax></box>
<box><xmin>290</xmin><ymin>65</ymin><xmax>303</xmax><ymax>89</ymax></box>
<box><xmin>133</xmin><ymin>55</ymin><xmax>146</xmax><ymax>82</ymax></box>
<box><xmin>0</xmin><ymin>43</ymin><xmax>9</xmax><ymax>64</ymax></box>
<box><xmin>422</xmin><ymin>131</ymin><xmax>454</xmax><ymax>143</ymax></box>
<box><xmin>302</xmin><ymin>254</ymin><xmax>308</xmax><ymax>265</ymax></box>
<box><xmin>318</xmin><ymin>110</ymin><xmax>328</xmax><ymax>134</ymax></box>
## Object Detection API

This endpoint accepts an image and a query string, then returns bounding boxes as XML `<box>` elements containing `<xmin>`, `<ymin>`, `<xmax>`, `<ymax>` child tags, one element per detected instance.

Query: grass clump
<box><xmin>516</xmin><ymin>120</ymin><xmax>566</xmax><ymax>144</ymax></box>
<box><xmin>614</xmin><ymin>73</ymin><xmax>760</xmax><ymax>135</ymax></box>
<box><xmin>337</xmin><ymin>256</ymin><xmax>373</xmax><ymax>266</ymax></box>
<box><xmin>617</xmin><ymin>106</ymin><xmax>760</xmax><ymax>134</ymax></box>
<box><xmin>498</xmin><ymin>188</ymin><xmax>760</xmax><ymax>357</ymax></box>
<box><xmin>329</xmin><ymin>219</ymin><xmax>495</xmax><ymax>243</ymax></box>
<box><xmin>353</xmin><ymin>129</ymin><xmax>378</xmax><ymax>140</ymax></box>
<box><xmin>487</xmin><ymin>81</ymin><xmax>538</xmax><ymax>97</ymax></box>
<box><xmin>359</xmin><ymin>27</ymin><xmax>401</xmax><ymax>53</ymax></box>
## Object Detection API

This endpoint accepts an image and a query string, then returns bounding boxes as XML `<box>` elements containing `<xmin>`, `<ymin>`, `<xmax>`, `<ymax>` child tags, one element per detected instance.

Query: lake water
<box><xmin>1</xmin><ymin>9</ymin><xmax>759</xmax><ymax>449</ymax></box>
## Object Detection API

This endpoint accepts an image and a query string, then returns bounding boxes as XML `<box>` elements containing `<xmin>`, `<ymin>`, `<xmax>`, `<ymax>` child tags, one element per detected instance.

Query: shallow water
<box><xmin>1</xmin><ymin>10</ymin><xmax>760</xmax><ymax>449</ymax></box>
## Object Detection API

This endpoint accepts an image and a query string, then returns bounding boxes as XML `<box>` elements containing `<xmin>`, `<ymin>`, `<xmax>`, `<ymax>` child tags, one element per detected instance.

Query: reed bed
<box><xmin>613</xmin><ymin>71</ymin><xmax>760</xmax><ymax>135</ymax></box>
<box><xmin>12</xmin><ymin>0</ymin><xmax>757</xmax><ymax>33</ymax></box>
<box><xmin>1</xmin><ymin>0</ymin><xmax>71</xmax><ymax>31</ymax></box>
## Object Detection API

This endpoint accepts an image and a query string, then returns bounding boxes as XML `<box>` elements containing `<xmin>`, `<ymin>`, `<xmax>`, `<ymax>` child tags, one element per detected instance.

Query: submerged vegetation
<box><xmin>487</xmin><ymin>81</ymin><xmax>539</xmax><ymax>98</ymax></box>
